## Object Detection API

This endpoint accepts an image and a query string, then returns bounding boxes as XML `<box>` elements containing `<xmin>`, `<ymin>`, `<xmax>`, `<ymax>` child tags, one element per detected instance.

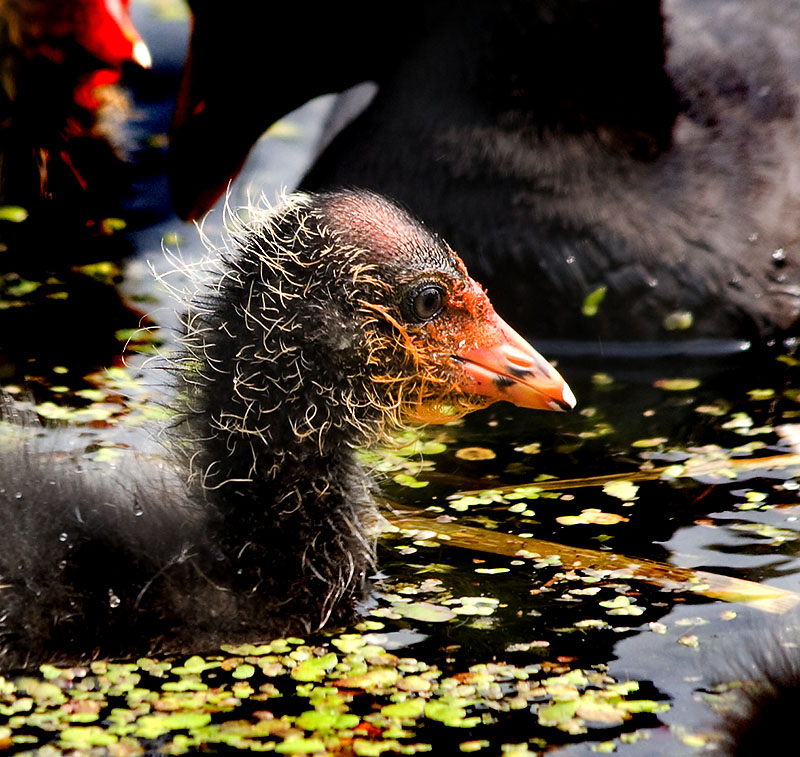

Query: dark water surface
<box><xmin>1</xmin><ymin>3</ymin><xmax>799</xmax><ymax>755</ymax></box>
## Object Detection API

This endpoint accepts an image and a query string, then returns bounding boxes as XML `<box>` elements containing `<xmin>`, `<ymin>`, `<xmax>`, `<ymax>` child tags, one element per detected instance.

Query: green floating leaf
<box><xmin>75</xmin><ymin>261</ymin><xmax>121</xmax><ymax>283</ymax></box>
<box><xmin>448</xmin><ymin>596</ymin><xmax>500</xmax><ymax>616</ymax></box>
<box><xmin>662</xmin><ymin>311</ymin><xmax>694</xmax><ymax>331</ymax></box>
<box><xmin>295</xmin><ymin>709</ymin><xmax>358</xmax><ymax>731</ymax></box>
<box><xmin>353</xmin><ymin>739</ymin><xmax>406</xmax><ymax>756</ymax></box>
<box><xmin>136</xmin><ymin>712</ymin><xmax>212</xmax><ymax>737</ymax></box>
<box><xmin>394</xmin><ymin>601</ymin><xmax>457</xmax><ymax>623</ymax></box>
<box><xmin>34</xmin><ymin>402</ymin><xmax>75</xmax><ymax>421</ymax></box>
<box><xmin>425</xmin><ymin>700</ymin><xmax>479</xmax><ymax>727</ymax></box>
<box><xmin>232</xmin><ymin>663</ymin><xmax>256</xmax><ymax>679</ymax></box>
<box><xmin>59</xmin><ymin>726</ymin><xmax>118</xmax><ymax>748</ymax></box>
<box><xmin>581</xmin><ymin>286</ymin><xmax>607</xmax><ymax>317</ymax></box>
<box><xmin>275</xmin><ymin>737</ymin><xmax>327</xmax><ymax>753</ymax></box>
<box><xmin>100</xmin><ymin>217</ymin><xmax>127</xmax><ymax>235</ymax></box>
<box><xmin>331</xmin><ymin>634</ymin><xmax>367</xmax><ymax>654</ymax></box>
<box><xmin>455</xmin><ymin>447</ymin><xmax>496</xmax><ymax>461</ymax></box>
<box><xmin>653</xmin><ymin>378</ymin><xmax>700</xmax><ymax>391</ymax></box>
<box><xmin>420</xmin><ymin>440</ymin><xmax>447</xmax><ymax>455</ymax></box>
<box><xmin>506</xmin><ymin>485</ymin><xmax>542</xmax><ymax>501</ymax></box>
<box><xmin>382</xmin><ymin>698</ymin><xmax>426</xmax><ymax>720</ymax></box>
<box><xmin>556</xmin><ymin>509</ymin><xmax>628</xmax><ymax>526</ymax></box>
<box><xmin>334</xmin><ymin>668</ymin><xmax>399</xmax><ymax>690</ymax></box>
<box><xmin>721</xmin><ymin>412</ymin><xmax>753</xmax><ymax>430</ymax></box>
<box><xmin>90</xmin><ymin>447</ymin><xmax>124</xmax><ymax>465</ymax></box>
<box><xmin>0</xmin><ymin>205</ymin><xmax>28</xmax><ymax>222</ymax></box>
<box><xmin>393</xmin><ymin>473</ymin><xmax>429</xmax><ymax>489</ymax></box>
<box><xmin>291</xmin><ymin>652</ymin><xmax>338</xmax><ymax>682</ymax></box>
<box><xmin>75</xmin><ymin>389</ymin><xmax>107</xmax><ymax>402</ymax></box>
<box><xmin>631</xmin><ymin>437</ymin><xmax>668</xmax><ymax>449</ymax></box>
<box><xmin>460</xmin><ymin>740</ymin><xmax>490</xmax><ymax>752</ymax></box>
<box><xmin>5</xmin><ymin>279</ymin><xmax>41</xmax><ymax>298</ymax></box>
<box><xmin>602</xmin><ymin>480</ymin><xmax>639</xmax><ymax>501</ymax></box>
<box><xmin>599</xmin><ymin>596</ymin><xmax>644</xmax><ymax>616</ymax></box>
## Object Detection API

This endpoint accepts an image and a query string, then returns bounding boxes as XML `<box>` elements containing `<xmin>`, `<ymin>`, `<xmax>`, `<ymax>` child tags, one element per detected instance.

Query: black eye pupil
<box><xmin>412</xmin><ymin>286</ymin><xmax>444</xmax><ymax>321</ymax></box>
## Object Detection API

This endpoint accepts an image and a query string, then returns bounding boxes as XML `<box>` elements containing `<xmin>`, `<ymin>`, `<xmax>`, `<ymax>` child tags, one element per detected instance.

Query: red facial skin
<box><xmin>451</xmin><ymin>277</ymin><xmax>575</xmax><ymax>412</ymax></box>
<box><xmin>398</xmin><ymin>257</ymin><xmax>574</xmax><ymax>423</ymax></box>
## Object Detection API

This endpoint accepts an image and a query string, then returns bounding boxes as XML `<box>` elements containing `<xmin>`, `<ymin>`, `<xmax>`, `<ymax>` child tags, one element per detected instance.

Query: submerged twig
<box><xmin>383</xmin><ymin>509</ymin><xmax>800</xmax><ymax>614</ymax></box>
<box><xmin>433</xmin><ymin>453</ymin><xmax>800</xmax><ymax>496</ymax></box>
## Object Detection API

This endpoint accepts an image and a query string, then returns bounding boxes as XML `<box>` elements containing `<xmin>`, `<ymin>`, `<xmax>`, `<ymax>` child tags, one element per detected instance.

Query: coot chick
<box><xmin>0</xmin><ymin>189</ymin><xmax>574</xmax><ymax>670</ymax></box>
<box><xmin>169</xmin><ymin>0</ymin><xmax>800</xmax><ymax>343</ymax></box>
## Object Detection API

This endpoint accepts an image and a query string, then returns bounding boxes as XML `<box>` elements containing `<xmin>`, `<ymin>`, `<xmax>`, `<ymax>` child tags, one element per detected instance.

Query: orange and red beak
<box><xmin>453</xmin><ymin>293</ymin><xmax>575</xmax><ymax>413</ymax></box>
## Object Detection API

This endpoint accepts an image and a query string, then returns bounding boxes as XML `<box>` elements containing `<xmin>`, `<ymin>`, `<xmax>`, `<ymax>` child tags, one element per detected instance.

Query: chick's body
<box><xmin>0</xmin><ymin>190</ymin><xmax>572</xmax><ymax>669</ymax></box>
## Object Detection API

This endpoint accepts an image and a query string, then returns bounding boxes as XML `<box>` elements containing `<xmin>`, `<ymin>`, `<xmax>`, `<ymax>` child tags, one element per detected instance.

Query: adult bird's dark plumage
<box><xmin>169</xmin><ymin>0</ymin><xmax>800</xmax><ymax>344</ymax></box>
<box><xmin>0</xmin><ymin>189</ymin><xmax>574</xmax><ymax>670</ymax></box>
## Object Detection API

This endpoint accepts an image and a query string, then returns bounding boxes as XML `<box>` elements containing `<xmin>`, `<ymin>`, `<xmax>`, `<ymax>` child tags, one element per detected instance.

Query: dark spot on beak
<box><xmin>507</xmin><ymin>365</ymin><xmax>532</xmax><ymax>379</ymax></box>
<box><xmin>493</xmin><ymin>375</ymin><xmax>515</xmax><ymax>388</ymax></box>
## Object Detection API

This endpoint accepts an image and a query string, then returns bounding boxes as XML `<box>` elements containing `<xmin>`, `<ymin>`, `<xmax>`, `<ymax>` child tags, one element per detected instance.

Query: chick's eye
<box><xmin>410</xmin><ymin>284</ymin><xmax>445</xmax><ymax>321</ymax></box>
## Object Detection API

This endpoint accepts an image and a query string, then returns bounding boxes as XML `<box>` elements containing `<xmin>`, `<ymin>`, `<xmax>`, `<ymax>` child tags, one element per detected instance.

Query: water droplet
<box><xmin>108</xmin><ymin>590</ymin><xmax>121</xmax><ymax>608</ymax></box>
<box><xmin>647</xmin><ymin>278</ymin><xmax>658</xmax><ymax>288</ymax></box>
<box><xmin>14</xmin><ymin>492</ymin><xmax>22</xmax><ymax>499</ymax></box>
<box><xmin>58</xmin><ymin>532</ymin><xmax>68</xmax><ymax>542</ymax></box>
<box><xmin>132</xmin><ymin>503</ymin><xmax>144</xmax><ymax>517</ymax></box>
<box><xmin>565</xmin><ymin>255</ymin><xmax>576</xmax><ymax>265</ymax></box>
<box><xmin>58</xmin><ymin>560</ymin><xmax>67</xmax><ymax>570</ymax></box>
<box><xmin>773</xmin><ymin>248</ymin><xmax>786</xmax><ymax>262</ymax></box>
<box><xmin>748</xmin><ymin>233</ymin><xmax>759</xmax><ymax>243</ymax></box>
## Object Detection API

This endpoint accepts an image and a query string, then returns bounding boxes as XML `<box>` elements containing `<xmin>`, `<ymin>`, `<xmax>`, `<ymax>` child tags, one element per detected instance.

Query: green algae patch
<box><xmin>0</xmin><ymin>627</ymin><xmax>671</xmax><ymax>755</ymax></box>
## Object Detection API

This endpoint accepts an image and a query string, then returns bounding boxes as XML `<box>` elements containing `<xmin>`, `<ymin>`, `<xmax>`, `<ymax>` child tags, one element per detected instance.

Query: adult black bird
<box><xmin>0</xmin><ymin>0</ymin><xmax>150</xmax><ymax>206</ymax></box>
<box><xmin>0</xmin><ymin>189</ymin><xmax>574</xmax><ymax>670</ymax></box>
<box><xmin>169</xmin><ymin>0</ymin><xmax>800</xmax><ymax>344</ymax></box>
